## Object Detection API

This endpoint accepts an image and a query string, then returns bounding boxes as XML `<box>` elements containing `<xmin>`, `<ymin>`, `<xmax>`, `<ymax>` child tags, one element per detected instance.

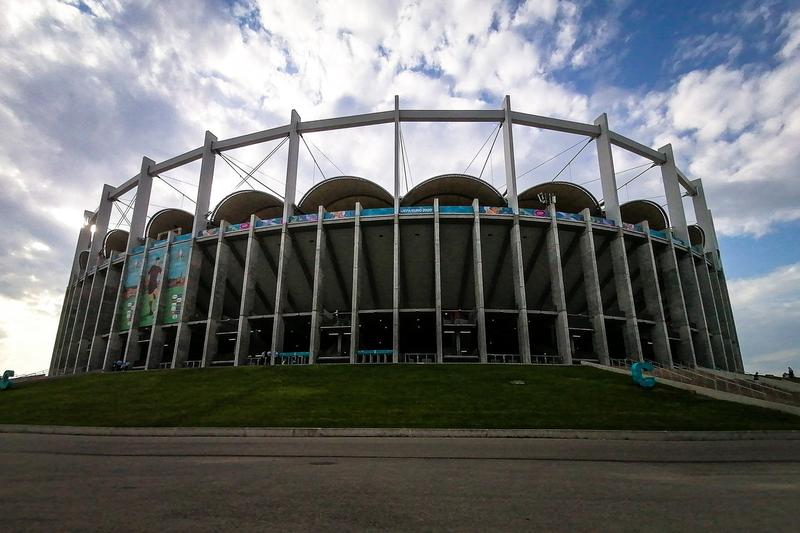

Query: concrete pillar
<box><xmin>392</xmin><ymin>209</ymin><xmax>400</xmax><ymax>363</ymax></box>
<box><xmin>270</xmin><ymin>220</ymin><xmax>293</xmax><ymax>356</ymax></box>
<box><xmin>69</xmin><ymin>184</ymin><xmax>115</xmax><ymax>373</ymax></box>
<box><xmin>694</xmin><ymin>254</ymin><xmax>727</xmax><ymax>370</ymax></box>
<box><xmin>656</xmin><ymin>233</ymin><xmax>696</xmax><ymax>366</ymax></box>
<box><xmin>689</xmin><ymin>179</ymin><xmax>720</xmax><ymax>259</ymax></box>
<box><xmin>636</xmin><ymin>221</ymin><xmax>673</xmax><ymax>368</ymax></box>
<box><xmin>88</xmin><ymin>185</ymin><xmax>114</xmax><ymax>270</ymax></box>
<box><xmin>70</xmin><ymin>210</ymin><xmax>95</xmax><ymax>279</ymax></box>
<box><xmin>74</xmin><ymin>268</ymin><xmax>106</xmax><ymax>373</ymax></box>
<box><xmin>433</xmin><ymin>199</ymin><xmax>444</xmax><ymax>362</ymax></box>
<box><xmin>349</xmin><ymin>204</ymin><xmax>363</xmax><ymax>363</ymax></box>
<box><xmin>144</xmin><ymin>232</ymin><xmax>175</xmax><ymax>369</ymax></box>
<box><xmin>546</xmin><ymin>204</ymin><xmax>573</xmax><ymax>364</ymax></box>
<box><xmin>53</xmin><ymin>283</ymin><xmax>78</xmax><ymax>374</ymax></box>
<box><xmin>610</xmin><ymin>228</ymin><xmax>643</xmax><ymax>361</ymax></box>
<box><xmin>472</xmin><ymin>199</ymin><xmax>488</xmax><ymax>361</ymax></box>
<box><xmin>171</xmin><ymin>239</ymin><xmax>203</xmax><ymax>369</ymax></box>
<box><xmin>308</xmin><ymin>207</ymin><xmax>327</xmax><ymax>363</ymax></box>
<box><xmin>50</xmin><ymin>283</ymin><xmax>76</xmax><ymax>375</ymax></box>
<box><xmin>234</xmin><ymin>215</ymin><xmax>263</xmax><ymax>365</ymax></box>
<box><xmin>87</xmin><ymin>261</ymin><xmax>122</xmax><ymax>371</ymax></box>
<box><xmin>594</xmin><ymin>113</ymin><xmax>621</xmax><ymax>225</ymax></box>
<box><xmin>192</xmin><ymin>131</ymin><xmax>217</xmax><ymax>237</ymax></box>
<box><xmin>708</xmin><ymin>267</ymin><xmax>733</xmax><ymax>370</ymax></box>
<box><xmin>579</xmin><ymin>209</ymin><xmax>609</xmax><ymax>365</ymax></box>
<box><xmin>717</xmin><ymin>272</ymin><xmax>744</xmax><ymax>372</ymax></box>
<box><xmin>122</xmin><ymin>238</ymin><xmax>154</xmax><ymax>365</ymax></box>
<box><xmin>676</xmin><ymin>244</ymin><xmax>715</xmax><ymax>369</ymax></box>
<box><xmin>63</xmin><ymin>276</ymin><xmax>91</xmax><ymax>373</ymax></box>
<box><xmin>501</xmin><ymin>96</ymin><xmax>531</xmax><ymax>362</ymax></box>
<box><xmin>52</xmin><ymin>210</ymin><xmax>94</xmax><ymax>373</ymax></box>
<box><xmin>202</xmin><ymin>222</ymin><xmax>231</xmax><ymax>367</ymax></box>
<box><xmin>126</xmin><ymin>157</ymin><xmax>155</xmax><ymax>252</ymax></box>
<box><xmin>658</xmin><ymin>144</ymin><xmax>689</xmax><ymax>243</ymax></box>
<box><xmin>392</xmin><ymin>95</ymin><xmax>401</xmax><ymax>363</ymax></box>
<box><xmin>270</xmin><ymin>110</ymin><xmax>301</xmax><ymax>356</ymax></box>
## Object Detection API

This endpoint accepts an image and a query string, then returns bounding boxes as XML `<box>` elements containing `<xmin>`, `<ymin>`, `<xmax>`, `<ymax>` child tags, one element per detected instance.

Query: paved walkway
<box><xmin>1</xmin><ymin>433</ymin><xmax>798</xmax><ymax>531</ymax></box>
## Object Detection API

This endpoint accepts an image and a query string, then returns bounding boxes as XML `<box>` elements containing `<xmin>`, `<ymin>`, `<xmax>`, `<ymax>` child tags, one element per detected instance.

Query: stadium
<box><xmin>49</xmin><ymin>96</ymin><xmax>743</xmax><ymax>374</ymax></box>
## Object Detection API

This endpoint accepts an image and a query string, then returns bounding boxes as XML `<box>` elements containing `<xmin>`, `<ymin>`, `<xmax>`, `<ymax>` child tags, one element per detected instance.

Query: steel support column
<box><xmin>546</xmin><ymin>204</ymin><xmax>573</xmax><ymax>364</ymax></box>
<box><xmin>472</xmin><ymin>199</ymin><xmax>488</xmax><ymax>362</ymax></box>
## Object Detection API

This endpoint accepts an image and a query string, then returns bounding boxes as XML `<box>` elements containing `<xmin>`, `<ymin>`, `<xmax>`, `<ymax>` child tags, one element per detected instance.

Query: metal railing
<box><xmin>610</xmin><ymin>359</ymin><xmax>799</xmax><ymax>406</ymax></box>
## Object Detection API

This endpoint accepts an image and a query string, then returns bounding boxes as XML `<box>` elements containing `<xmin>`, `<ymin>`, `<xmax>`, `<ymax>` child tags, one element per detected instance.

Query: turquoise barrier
<box><xmin>631</xmin><ymin>361</ymin><xmax>656</xmax><ymax>389</ymax></box>
<box><xmin>0</xmin><ymin>370</ymin><xmax>14</xmax><ymax>390</ymax></box>
<box><xmin>361</xmin><ymin>207</ymin><xmax>395</xmax><ymax>217</ymax></box>
<box><xmin>357</xmin><ymin>349</ymin><xmax>393</xmax><ymax>356</ymax></box>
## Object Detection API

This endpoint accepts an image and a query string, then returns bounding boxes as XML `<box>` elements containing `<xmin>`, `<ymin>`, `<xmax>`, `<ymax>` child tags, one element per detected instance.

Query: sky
<box><xmin>0</xmin><ymin>0</ymin><xmax>799</xmax><ymax>376</ymax></box>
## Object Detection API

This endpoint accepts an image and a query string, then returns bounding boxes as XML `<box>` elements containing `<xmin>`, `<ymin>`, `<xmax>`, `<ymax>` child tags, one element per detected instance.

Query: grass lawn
<box><xmin>0</xmin><ymin>365</ymin><xmax>798</xmax><ymax>430</ymax></box>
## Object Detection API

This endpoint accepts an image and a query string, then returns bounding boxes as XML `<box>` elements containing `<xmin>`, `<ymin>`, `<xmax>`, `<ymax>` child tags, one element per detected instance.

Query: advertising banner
<box><xmin>256</xmin><ymin>217</ymin><xmax>283</xmax><ymax>228</ymax></box>
<box><xmin>225</xmin><ymin>221</ymin><xmax>251</xmax><ymax>233</ymax></box>
<box><xmin>398</xmin><ymin>206</ymin><xmax>433</xmax><ymax>215</ymax></box>
<box><xmin>117</xmin><ymin>251</ymin><xmax>145</xmax><ymax>331</ymax></box>
<box><xmin>520</xmin><ymin>208</ymin><xmax>548</xmax><ymax>218</ymax></box>
<box><xmin>137</xmin><ymin>247</ymin><xmax>167</xmax><ymax>327</ymax></box>
<box><xmin>289</xmin><ymin>214</ymin><xmax>319</xmax><ymax>224</ymax></box>
<box><xmin>161</xmin><ymin>241</ymin><xmax>192</xmax><ymax>325</ymax></box>
<box><xmin>324</xmin><ymin>210</ymin><xmax>355</xmax><ymax>219</ymax></box>
<box><xmin>361</xmin><ymin>208</ymin><xmax>394</xmax><ymax>217</ymax></box>
<box><xmin>555</xmin><ymin>211</ymin><xmax>584</xmax><ymax>222</ymax></box>
<box><xmin>480</xmin><ymin>206</ymin><xmax>514</xmax><ymax>215</ymax></box>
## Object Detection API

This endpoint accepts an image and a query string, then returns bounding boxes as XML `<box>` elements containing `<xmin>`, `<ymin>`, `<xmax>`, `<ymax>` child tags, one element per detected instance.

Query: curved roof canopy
<box><xmin>211</xmin><ymin>190</ymin><xmax>283</xmax><ymax>224</ymax></box>
<box><xmin>401</xmin><ymin>174</ymin><xmax>504</xmax><ymax>207</ymax></box>
<box><xmin>688</xmin><ymin>224</ymin><xmax>705</xmax><ymax>248</ymax></box>
<box><xmin>103</xmin><ymin>229</ymin><xmax>129</xmax><ymax>258</ymax></box>
<box><xmin>145</xmin><ymin>208</ymin><xmax>193</xmax><ymax>240</ymax></box>
<box><xmin>620</xmin><ymin>200</ymin><xmax>669</xmax><ymax>231</ymax></box>
<box><xmin>516</xmin><ymin>181</ymin><xmax>601</xmax><ymax>215</ymax></box>
<box><xmin>298</xmin><ymin>176</ymin><xmax>393</xmax><ymax>213</ymax></box>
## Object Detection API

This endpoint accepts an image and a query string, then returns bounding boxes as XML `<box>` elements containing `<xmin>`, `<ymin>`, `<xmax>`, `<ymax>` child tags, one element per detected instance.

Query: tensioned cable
<box><xmin>218</xmin><ymin>151</ymin><xmax>285</xmax><ymax>199</ymax></box>
<box><xmin>221</xmin><ymin>153</ymin><xmax>285</xmax><ymax>198</ymax></box>
<box><xmin>399</xmin><ymin>125</ymin><xmax>414</xmax><ymax>188</ymax></box>
<box><xmin>155</xmin><ymin>175</ymin><xmax>196</xmax><ymax>205</ymax></box>
<box><xmin>224</xmin><ymin>152</ymin><xmax>285</xmax><ymax>187</ymax></box>
<box><xmin>159</xmin><ymin>173</ymin><xmax>198</xmax><ymax>188</ymax></box>
<box><xmin>113</xmin><ymin>202</ymin><xmax>131</xmax><ymax>226</ymax></box>
<box><xmin>218</xmin><ymin>137</ymin><xmax>288</xmax><ymax>191</ymax></box>
<box><xmin>398</xmin><ymin>124</ymin><xmax>410</xmax><ymax>193</ymax></box>
<box><xmin>516</xmin><ymin>137</ymin><xmax>588</xmax><ymax>180</ymax></box>
<box><xmin>549</xmin><ymin>137</ymin><xmax>594</xmax><ymax>182</ymax></box>
<box><xmin>308</xmin><ymin>138</ymin><xmax>346</xmax><ymax>176</ymax></box>
<box><xmin>400</xmin><ymin>132</ymin><xmax>410</xmax><ymax>194</ymax></box>
<box><xmin>616</xmin><ymin>162</ymin><xmax>657</xmax><ymax>190</ymax></box>
<box><xmin>300</xmin><ymin>134</ymin><xmax>327</xmax><ymax>181</ymax></box>
<box><xmin>478</xmin><ymin>123</ymin><xmax>503</xmax><ymax>180</ymax></box>
<box><xmin>615</xmin><ymin>162</ymin><xmax>652</xmax><ymax>175</ymax></box>
<box><xmin>463</xmin><ymin>123</ymin><xmax>501</xmax><ymax>175</ymax></box>
<box><xmin>113</xmin><ymin>191</ymin><xmax>136</xmax><ymax>230</ymax></box>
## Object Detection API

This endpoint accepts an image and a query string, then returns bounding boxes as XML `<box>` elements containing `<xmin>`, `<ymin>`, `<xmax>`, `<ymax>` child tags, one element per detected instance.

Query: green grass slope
<box><xmin>1</xmin><ymin>365</ymin><xmax>798</xmax><ymax>430</ymax></box>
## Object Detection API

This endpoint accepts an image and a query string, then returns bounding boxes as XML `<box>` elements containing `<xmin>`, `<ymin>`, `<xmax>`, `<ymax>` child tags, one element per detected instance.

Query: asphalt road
<box><xmin>1</xmin><ymin>433</ymin><xmax>799</xmax><ymax>532</ymax></box>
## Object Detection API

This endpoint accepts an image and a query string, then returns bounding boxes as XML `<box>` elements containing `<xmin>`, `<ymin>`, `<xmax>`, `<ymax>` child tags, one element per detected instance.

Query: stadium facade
<box><xmin>49</xmin><ymin>96</ymin><xmax>743</xmax><ymax>374</ymax></box>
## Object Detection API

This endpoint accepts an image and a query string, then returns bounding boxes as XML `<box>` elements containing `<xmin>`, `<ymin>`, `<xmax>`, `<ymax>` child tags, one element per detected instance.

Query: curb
<box><xmin>1</xmin><ymin>425</ymin><xmax>799</xmax><ymax>441</ymax></box>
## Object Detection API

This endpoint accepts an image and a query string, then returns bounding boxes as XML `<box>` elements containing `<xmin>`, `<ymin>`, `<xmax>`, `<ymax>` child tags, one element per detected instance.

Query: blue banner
<box><xmin>361</xmin><ymin>207</ymin><xmax>395</xmax><ymax>217</ymax></box>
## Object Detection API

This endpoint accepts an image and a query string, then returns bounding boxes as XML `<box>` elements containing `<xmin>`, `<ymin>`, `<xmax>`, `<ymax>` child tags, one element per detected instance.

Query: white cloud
<box><xmin>728</xmin><ymin>263</ymin><xmax>800</xmax><ymax>375</ymax></box>
<box><xmin>0</xmin><ymin>0</ymin><xmax>799</xmax><ymax>376</ymax></box>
